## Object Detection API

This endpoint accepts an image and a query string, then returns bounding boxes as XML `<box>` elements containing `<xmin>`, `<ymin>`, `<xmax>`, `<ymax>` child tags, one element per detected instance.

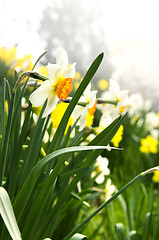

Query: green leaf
<box><xmin>48</xmin><ymin>52</ymin><xmax>104</xmax><ymax>152</ymax></box>
<box><xmin>0</xmin><ymin>92</ymin><xmax>15</xmax><ymax>185</ymax></box>
<box><xmin>0</xmin><ymin>78</ymin><xmax>6</xmax><ymax>140</ymax></box>
<box><xmin>35</xmin><ymin>115</ymin><xmax>126</xmax><ymax>238</ymax></box>
<box><xmin>0</xmin><ymin>187</ymin><xmax>22</xmax><ymax>240</ymax></box>
<box><xmin>59</xmin><ymin>167</ymin><xmax>89</xmax><ymax>181</ymax></box>
<box><xmin>63</xmin><ymin>173</ymin><xmax>142</xmax><ymax>240</ymax></box>
<box><xmin>142</xmin><ymin>211</ymin><xmax>152</xmax><ymax>240</ymax></box>
<box><xmin>115</xmin><ymin>223</ymin><xmax>125</xmax><ymax>240</ymax></box>
<box><xmin>13</xmin><ymin>145</ymin><xmax>114</xmax><ymax>222</ymax></box>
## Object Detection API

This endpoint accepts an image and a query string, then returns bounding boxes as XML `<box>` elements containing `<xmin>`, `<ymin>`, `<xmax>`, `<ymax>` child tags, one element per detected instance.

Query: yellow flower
<box><xmin>140</xmin><ymin>135</ymin><xmax>158</xmax><ymax>154</ymax></box>
<box><xmin>85</xmin><ymin>112</ymin><xmax>94</xmax><ymax>127</ymax></box>
<box><xmin>0</xmin><ymin>47</ymin><xmax>16</xmax><ymax>65</ymax></box>
<box><xmin>152</xmin><ymin>171</ymin><xmax>159</xmax><ymax>183</ymax></box>
<box><xmin>51</xmin><ymin>102</ymin><xmax>73</xmax><ymax>131</ymax></box>
<box><xmin>39</xmin><ymin>65</ymin><xmax>48</xmax><ymax>76</ymax></box>
<box><xmin>98</xmin><ymin>79</ymin><xmax>109</xmax><ymax>90</ymax></box>
<box><xmin>0</xmin><ymin>47</ymin><xmax>33</xmax><ymax>72</ymax></box>
<box><xmin>111</xmin><ymin>125</ymin><xmax>124</xmax><ymax>147</ymax></box>
<box><xmin>14</xmin><ymin>54</ymin><xmax>33</xmax><ymax>72</ymax></box>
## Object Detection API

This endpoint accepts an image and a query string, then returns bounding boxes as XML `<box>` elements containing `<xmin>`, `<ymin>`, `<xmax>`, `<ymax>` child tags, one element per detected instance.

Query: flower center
<box><xmin>119</xmin><ymin>105</ymin><xmax>127</xmax><ymax>113</ymax></box>
<box><xmin>88</xmin><ymin>99</ymin><xmax>97</xmax><ymax>115</ymax></box>
<box><xmin>96</xmin><ymin>166</ymin><xmax>101</xmax><ymax>173</ymax></box>
<box><xmin>55</xmin><ymin>77</ymin><xmax>73</xmax><ymax>100</ymax></box>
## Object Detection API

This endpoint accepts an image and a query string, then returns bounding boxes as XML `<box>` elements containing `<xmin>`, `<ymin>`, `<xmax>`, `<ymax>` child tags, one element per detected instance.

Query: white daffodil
<box><xmin>72</xmin><ymin>83</ymin><xmax>97</xmax><ymax>131</ymax></box>
<box><xmin>29</xmin><ymin>48</ymin><xmax>76</xmax><ymax>118</ymax></box>
<box><xmin>145</xmin><ymin>112</ymin><xmax>159</xmax><ymax>131</ymax></box>
<box><xmin>104</xmin><ymin>178</ymin><xmax>116</xmax><ymax>201</ymax></box>
<box><xmin>127</xmin><ymin>92</ymin><xmax>151</xmax><ymax>117</ymax></box>
<box><xmin>95</xmin><ymin>115</ymin><xmax>112</xmax><ymax>135</ymax></box>
<box><xmin>92</xmin><ymin>155</ymin><xmax>110</xmax><ymax>184</ymax></box>
<box><xmin>101</xmin><ymin>79</ymin><xmax>128</xmax><ymax>118</ymax></box>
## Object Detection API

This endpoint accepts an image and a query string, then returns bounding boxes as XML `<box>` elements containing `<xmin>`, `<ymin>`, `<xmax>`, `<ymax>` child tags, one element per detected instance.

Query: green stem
<box><xmin>63</xmin><ymin>166</ymin><xmax>159</xmax><ymax>239</ymax></box>
<box><xmin>97</xmin><ymin>99</ymin><xmax>117</xmax><ymax>105</ymax></box>
<box><xmin>63</xmin><ymin>173</ymin><xmax>142</xmax><ymax>240</ymax></box>
<box><xmin>12</xmin><ymin>71</ymin><xmax>49</xmax><ymax>93</ymax></box>
<box><xmin>62</xmin><ymin>98</ymin><xmax>118</xmax><ymax>107</ymax></box>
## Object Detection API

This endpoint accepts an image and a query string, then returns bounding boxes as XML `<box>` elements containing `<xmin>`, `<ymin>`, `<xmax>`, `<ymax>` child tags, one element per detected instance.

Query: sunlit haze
<box><xmin>0</xmin><ymin>0</ymin><xmax>159</xmax><ymax>108</ymax></box>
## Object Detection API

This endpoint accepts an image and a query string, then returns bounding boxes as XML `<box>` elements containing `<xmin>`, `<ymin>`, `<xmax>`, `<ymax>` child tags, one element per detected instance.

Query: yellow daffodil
<box><xmin>98</xmin><ymin>79</ymin><xmax>109</xmax><ymax>91</ymax></box>
<box><xmin>140</xmin><ymin>135</ymin><xmax>158</xmax><ymax>154</ymax></box>
<box><xmin>152</xmin><ymin>171</ymin><xmax>159</xmax><ymax>183</ymax></box>
<box><xmin>85</xmin><ymin>112</ymin><xmax>94</xmax><ymax>127</ymax></box>
<box><xmin>29</xmin><ymin>48</ymin><xmax>76</xmax><ymax>118</ymax></box>
<box><xmin>111</xmin><ymin>125</ymin><xmax>124</xmax><ymax>147</ymax></box>
<box><xmin>0</xmin><ymin>47</ymin><xmax>16</xmax><ymax>65</ymax></box>
<box><xmin>51</xmin><ymin>102</ymin><xmax>73</xmax><ymax>131</ymax></box>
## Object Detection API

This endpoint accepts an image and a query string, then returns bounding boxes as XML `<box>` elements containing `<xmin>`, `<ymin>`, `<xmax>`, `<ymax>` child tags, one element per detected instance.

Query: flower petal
<box><xmin>64</xmin><ymin>62</ymin><xmax>76</xmax><ymax>79</ymax></box>
<box><xmin>29</xmin><ymin>80</ymin><xmax>50</xmax><ymax>107</ymax></box>
<box><xmin>72</xmin><ymin>105</ymin><xmax>83</xmax><ymax>119</ymax></box>
<box><xmin>56</xmin><ymin>48</ymin><xmax>68</xmax><ymax>70</ymax></box>
<box><xmin>96</xmin><ymin>175</ymin><xmax>105</xmax><ymax>184</ymax></box>
<box><xmin>42</xmin><ymin>94</ymin><xmax>59</xmax><ymax>118</ymax></box>
<box><xmin>47</xmin><ymin>63</ymin><xmax>60</xmax><ymax>84</ymax></box>
<box><xmin>79</xmin><ymin>106</ymin><xmax>89</xmax><ymax>131</ymax></box>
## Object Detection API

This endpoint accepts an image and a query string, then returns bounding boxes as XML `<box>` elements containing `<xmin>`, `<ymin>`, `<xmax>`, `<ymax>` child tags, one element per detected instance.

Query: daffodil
<box><xmin>97</xmin><ymin>78</ymin><xmax>109</xmax><ymax>91</ymax></box>
<box><xmin>152</xmin><ymin>171</ymin><xmax>159</xmax><ymax>183</ymax></box>
<box><xmin>101</xmin><ymin>79</ymin><xmax>128</xmax><ymax>118</ymax></box>
<box><xmin>72</xmin><ymin>83</ymin><xmax>97</xmax><ymax>131</ymax></box>
<box><xmin>104</xmin><ymin>178</ymin><xmax>116</xmax><ymax>201</ymax></box>
<box><xmin>111</xmin><ymin>125</ymin><xmax>124</xmax><ymax>147</ymax></box>
<box><xmin>92</xmin><ymin>156</ymin><xmax>110</xmax><ymax>184</ymax></box>
<box><xmin>51</xmin><ymin>102</ymin><xmax>73</xmax><ymax>131</ymax></box>
<box><xmin>95</xmin><ymin>115</ymin><xmax>112</xmax><ymax>135</ymax></box>
<box><xmin>140</xmin><ymin>135</ymin><xmax>158</xmax><ymax>154</ymax></box>
<box><xmin>29</xmin><ymin>48</ymin><xmax>76</xmax><ymax>118</ymax></box>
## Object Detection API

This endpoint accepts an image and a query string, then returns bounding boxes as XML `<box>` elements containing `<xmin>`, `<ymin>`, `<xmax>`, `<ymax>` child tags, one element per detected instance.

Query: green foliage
<box><xmin>0</xmin><ymin>48</ymin><xmax>159</xmax><ymax>240</ymax></box>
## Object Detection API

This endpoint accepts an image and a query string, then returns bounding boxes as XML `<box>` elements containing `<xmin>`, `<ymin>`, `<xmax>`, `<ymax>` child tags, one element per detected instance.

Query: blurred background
<box><xmin>0</xmin><ymin>0</ymin><xmax>159</xmax><ymax>110</ymax></box>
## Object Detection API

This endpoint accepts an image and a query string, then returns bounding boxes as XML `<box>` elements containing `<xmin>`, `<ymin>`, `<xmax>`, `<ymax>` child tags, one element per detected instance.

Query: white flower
<box><xmin>29</xmin><ymin>48</ymin><xmax>76</xmax><ymax>118</ymax></box>
<box><xmin>145</xmin><ymin>112</ymin><xmax>159</xmax><ymax>131</ymax></box>
<box><xmin>127</xmin><ymin>92</ymin><xmax>151</xmax><ymax>117</ymax></box>
<box><xmin>104</xmin><ymin>178</ymin><xmax>116</xmax><ymax>201</ymax></box>
<box><xmin>101</xmin><ymin>79</ymin><xmax>128</xmax><ymax>118</ymax></box>
<box><xmin>72</xmin><ymin>83</ymin><xmax>97</xmax><ymax>131</ymax></box>
<box><xmin>95</xmin><ymin>115</ymin><xmax>113</xmax><ymax>135</ymax></box>
<box><xmin>92</xmin><ymin>155</ymin><xmax>110</xmax><ymax>184</ymax></box>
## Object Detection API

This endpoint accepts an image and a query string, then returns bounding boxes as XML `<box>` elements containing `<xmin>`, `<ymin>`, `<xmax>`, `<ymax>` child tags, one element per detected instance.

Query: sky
<box><xmin>0</xmin><ymin>0</ymin><xmax>159</xmax><ymax>108</ymax></box>
<box><xmin>1</xmin><ymin>0</ymin><xmax>159</xmax><ymax>53</ymax></box>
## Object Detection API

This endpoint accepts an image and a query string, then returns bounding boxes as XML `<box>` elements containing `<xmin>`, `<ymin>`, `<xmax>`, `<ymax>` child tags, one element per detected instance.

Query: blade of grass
<box><xmin>34</xmin><ymin>115</ymin><xmax>126</xmax><ymax>238</ymax></box>
<box><xmin>13</xmin><ymin>145</ymin><xmax>114</xmax><ymax>221</ymax></box>
<box><xmin>63</xmin><ymin>174</ymin><xmax>142</xmax><ymax>240</ymax></box>
<box><xmin>0</xmin><ymin>92</ymin><xmax>15</xmax><ymax>186</ymax></box>
<box><xmin>1</xmin><ymin>78</ymin><xmax>6</xmax><ymax>141</ymax></box>
<box><xmin>63</xmin><ymin>166</ymin><xmax>159</xmax><ymax>240</ymax></box>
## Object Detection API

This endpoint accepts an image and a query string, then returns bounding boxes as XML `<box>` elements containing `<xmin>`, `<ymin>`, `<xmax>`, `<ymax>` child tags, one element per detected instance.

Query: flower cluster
<box><xmin>0</xmin><ymin>46</ymin><xmax>33</xmax><ymax>72</ymax></box>
<box><xmin>18</xmin><ymin>47</ymin><xmax>159</xmax><ymax>197</ymax></box>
